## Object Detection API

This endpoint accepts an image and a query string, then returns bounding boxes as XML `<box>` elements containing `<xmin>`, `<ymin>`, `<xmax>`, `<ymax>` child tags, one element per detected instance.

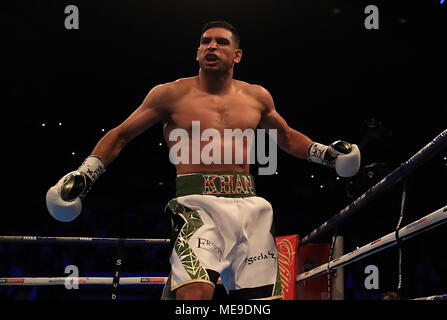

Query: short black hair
<box><xmin>201</xmin><ymin>21</ymin><xmax>240</xmax><ymax>48</ymax></box>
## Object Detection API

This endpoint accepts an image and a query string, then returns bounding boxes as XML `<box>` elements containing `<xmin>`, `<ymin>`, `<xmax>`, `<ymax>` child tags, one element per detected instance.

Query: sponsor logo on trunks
<box><xmin>197</xmin><ymin>238</ymin><xmax>223</xmax><ymax>262</ymax></box>
<box><xmin>202</xmin><ymin>174</ymin><xmax>255</xmax><ymax>195</ymax></box>
<box><xmin>244</xmin><ymin>251</ymin><xmax>277</xmax><ymax>265</ymax></box>
<box><xmin>168</xmin><ymin>121</ymin><xmax>277</xmax><ymax>175</ymax></box>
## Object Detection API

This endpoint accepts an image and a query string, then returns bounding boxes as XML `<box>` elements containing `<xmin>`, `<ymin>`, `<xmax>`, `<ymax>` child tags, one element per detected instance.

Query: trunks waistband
<box><xmin>176</xmin><ymin>173</ymin><xmax>257</xmax><ymax>198</ymax></box>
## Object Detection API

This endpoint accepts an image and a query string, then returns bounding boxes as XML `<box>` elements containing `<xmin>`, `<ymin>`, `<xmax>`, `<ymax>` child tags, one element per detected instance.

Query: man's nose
<box><xmin>207</xmin><ymin>40</ymin><xmax>218</xmax><ymax>50</ymax></box>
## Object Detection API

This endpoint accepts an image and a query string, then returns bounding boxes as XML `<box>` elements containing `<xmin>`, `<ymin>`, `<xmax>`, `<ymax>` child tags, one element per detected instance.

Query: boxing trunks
<box><xmin>161</xmin><ymin>172</ymin><xmax>283</xmax><ymax>300</ymax></box>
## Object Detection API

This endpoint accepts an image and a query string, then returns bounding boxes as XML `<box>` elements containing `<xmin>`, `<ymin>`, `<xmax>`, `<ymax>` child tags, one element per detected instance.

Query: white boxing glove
<box><xmin>333</xmin><ymin>144</ymin><xmax>361</xmax><ymax>177</ymax></box>
<box><xmin>308</xmin><ymin>140</ymin><xmax>361</xmax><ymax>177</ymax></box>
<box><xmin>46</xmin><ymin>172</ymin><xmax>83</xmax><ymax>222</ymax></box>
<box><xmin>46</xmin><ymin>156</ymin><xmax>105</xmax><ymax>222</ymax></box>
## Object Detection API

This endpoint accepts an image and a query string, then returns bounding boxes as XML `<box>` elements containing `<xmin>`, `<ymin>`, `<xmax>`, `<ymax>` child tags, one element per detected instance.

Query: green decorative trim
<box><xmin>168</xmin><ymin>200</ymin><xmax>209</xmax><ymax>281</ymax></box>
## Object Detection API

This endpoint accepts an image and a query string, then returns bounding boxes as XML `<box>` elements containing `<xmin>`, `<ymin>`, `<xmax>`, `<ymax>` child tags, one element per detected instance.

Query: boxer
<box><xmin>47</xmin><ymin>21</ymin><xmax>360</xmax><ymax>299</ymax></box>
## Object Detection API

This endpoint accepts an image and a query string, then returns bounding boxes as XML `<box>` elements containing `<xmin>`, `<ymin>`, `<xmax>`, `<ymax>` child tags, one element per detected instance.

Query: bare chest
<box><xmin>167</xmin><ymin>92</ymin><xmax>263</xmax><ymax>133</ymax></box>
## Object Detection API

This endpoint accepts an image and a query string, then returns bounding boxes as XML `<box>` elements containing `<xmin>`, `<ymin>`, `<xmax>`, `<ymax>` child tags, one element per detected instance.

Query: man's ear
<box><xmin>234</xmin><ymin>49</ymin><xmax>242</xmax><ymax>63</ymax></box>
<box><xmin>196</xmin><ymin>47</ymin><xmax>199</xmax><ymax>61</ymax></box>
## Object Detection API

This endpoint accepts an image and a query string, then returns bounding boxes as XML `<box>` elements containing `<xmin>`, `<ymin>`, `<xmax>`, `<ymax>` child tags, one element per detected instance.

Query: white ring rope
<box><xmin>0</xmin><ymin>277</ymin><xmax>166</xmax><ymax>286</ymax></box>
<box><xmin>301</xmin><ymin>129</ymin><xmax>447</xmax><ymax>245</ymax></box>
<box><xmin>3</xmin><ymin>206</ymin><xmax>444</xmax><ymax>287</ymax></box>
<box><xmin>296</xmin><ymin>205</ymin><xmax>447</xmax><ymax>282</ymax></box>
<box><xmin>0</xmin><ymin>277</ymin><xmax>223</xmax><ymax>286</ymax></box>
<box><xmin>0</xmin><ymin>236</ymin><xmax>170</xmax><ymax>245</ymax></box>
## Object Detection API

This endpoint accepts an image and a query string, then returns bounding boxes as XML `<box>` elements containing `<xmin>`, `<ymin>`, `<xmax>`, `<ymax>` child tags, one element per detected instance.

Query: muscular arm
<box><xmin>90</xmin><ymin>84</ymin><xmax>171</xmax><ymax>166</ymax></box>
<box><xmin>257</xmin><ymin>86</ymin><xmax>313</xmax><ymax>160</ymax></box>
<box><xmin>46</xmin><ymin>83</ymin><xmax>175</xmax><ymax>221</ymax></box>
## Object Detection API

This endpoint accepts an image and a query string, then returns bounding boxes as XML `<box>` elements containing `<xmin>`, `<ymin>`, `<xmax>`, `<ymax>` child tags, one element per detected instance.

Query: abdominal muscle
<box><xmin>167</xmin><ymin>135</ymin><xmax>254</xmax><ymax>175</ymax></box>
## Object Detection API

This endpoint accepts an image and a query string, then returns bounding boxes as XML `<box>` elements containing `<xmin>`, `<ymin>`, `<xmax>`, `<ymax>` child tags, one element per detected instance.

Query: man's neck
<box><xmin>198</xmin><ymin>69</ymin><xmax>234</xmax><ymax>95</ymax></box>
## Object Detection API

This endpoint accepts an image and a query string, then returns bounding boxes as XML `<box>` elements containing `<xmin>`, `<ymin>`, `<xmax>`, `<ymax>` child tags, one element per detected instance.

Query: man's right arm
<box><xmin>91</xmin><ymin>83</ymin><xmax>171</xmax><ymax>166</ymax></box>
<box><xmin>46</xmin><ymin>83</ymin><xmax>172</xmax><ymax>222</ymax></box>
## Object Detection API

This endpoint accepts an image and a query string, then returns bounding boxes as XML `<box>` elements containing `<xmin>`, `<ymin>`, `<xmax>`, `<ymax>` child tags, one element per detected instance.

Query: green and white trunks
<box><xmin>161</xmin><ymin>172</ymin><xmax>283</xmax><ymax>300</ymax></box>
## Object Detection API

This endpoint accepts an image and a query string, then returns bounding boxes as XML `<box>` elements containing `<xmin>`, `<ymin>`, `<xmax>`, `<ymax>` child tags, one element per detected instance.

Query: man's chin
<box><xmin>200</xmin><ymin>64</ymin><xmax>229</xmax><ymax>75</ymax></box>
<box><xmin>202</xmin><ymin>67</ymin><xmax>223</xmax><ymax>74</ymax></box>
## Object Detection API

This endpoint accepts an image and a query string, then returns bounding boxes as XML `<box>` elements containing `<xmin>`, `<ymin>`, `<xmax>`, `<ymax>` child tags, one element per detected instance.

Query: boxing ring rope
<box><xmin>0</xmin><ymin>236</ymin><xmax>172</xmax><ymax>287</ymax></box>
<box><xmin>3</xmin><ymin>207</ymin><xmax>445</xmax><ymax>287</ymax></box>
<box><xmin>0</xmin><ymin>236</ymin><xmax>170</xmax><ymax>245</ymax></box>
<box><xmin>296</xmin><ymin>205</ymin><xmax>447</xmax><ymax>282</ymax></box>
<box><xmin>300</xmin><ymin>129</ymin><xmax>447</xmax><ymax>245</ymax></box>
<box><xmin>0</xmin><ymin>277</ymin><xmax>225</xmax><ymax>286</ymax></box>
<box><xmin>296</xmin><ymin>129</ymin><xmax>446</xmax><ymax>298</ymax></box>
<box><xmin>0</xmin><ymin>277</ymin><xmax>168</xmax><ymax>286</ymax></box>
<box><xmin>2</xmin><ymin>205</ymin><xmax>445</xmax><ymax>287</ymax></box>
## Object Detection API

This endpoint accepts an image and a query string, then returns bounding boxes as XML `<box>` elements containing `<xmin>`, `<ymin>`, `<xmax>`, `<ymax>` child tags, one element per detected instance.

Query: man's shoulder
<box><xmin>152</xmin><ymin>77</ymin><xmax>196</xmax><ymax>100</ymax></box>
<box><xmin>235</xmin><ymin>80</ymin><xmax>272</xmax><ymax>104</ymax></box>
<box><xmin>235</xmin><ymin>80</ymin><xmax>269</xmax><ymax>95</ymax></box>
<box><xmin>158</xmin><ymin>76</ymin><xmax>196</xmax><ymax>90</ymax></box>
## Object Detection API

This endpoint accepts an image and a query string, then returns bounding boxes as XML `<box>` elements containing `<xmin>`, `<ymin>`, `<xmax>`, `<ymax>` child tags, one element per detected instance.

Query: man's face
<box><xmin>196</xmin><ymin>27</ymin><xmax>242</xmax><ymax>73</ymax></box>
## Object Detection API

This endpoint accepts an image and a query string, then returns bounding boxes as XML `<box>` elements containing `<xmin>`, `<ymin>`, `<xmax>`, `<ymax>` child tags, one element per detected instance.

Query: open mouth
<box><xmin>205</xmin><ymin>53</ymin><xmax>219</xmax><ymax>63</ymax></box>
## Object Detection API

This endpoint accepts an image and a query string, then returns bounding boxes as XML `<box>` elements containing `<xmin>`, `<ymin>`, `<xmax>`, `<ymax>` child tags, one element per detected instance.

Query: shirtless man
<box><xmin>46</xmin><ymin>21</ymin><xmax>361</xmax><ymax>300</ymax></box>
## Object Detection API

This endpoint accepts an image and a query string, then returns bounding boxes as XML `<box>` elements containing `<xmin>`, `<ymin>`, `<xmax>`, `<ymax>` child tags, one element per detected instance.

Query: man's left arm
<box><xmin>257</xmin><ymin>86</ymin><xmax>361</xmax><ymax>177</ymax></box>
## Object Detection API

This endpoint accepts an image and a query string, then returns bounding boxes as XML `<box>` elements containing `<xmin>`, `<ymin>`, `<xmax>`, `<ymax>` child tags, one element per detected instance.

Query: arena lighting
<box><xmin>441</xmin><ymin>0</ymin><xmax>445</xmax><ymax>5</ymax></box>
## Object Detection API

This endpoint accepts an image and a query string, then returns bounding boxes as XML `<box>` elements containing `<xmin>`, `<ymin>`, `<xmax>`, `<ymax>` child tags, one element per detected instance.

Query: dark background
<box><xmin>1</xmin><ymin>0</ymin><xmax>446</xmax><ymax>300</ymax></box>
